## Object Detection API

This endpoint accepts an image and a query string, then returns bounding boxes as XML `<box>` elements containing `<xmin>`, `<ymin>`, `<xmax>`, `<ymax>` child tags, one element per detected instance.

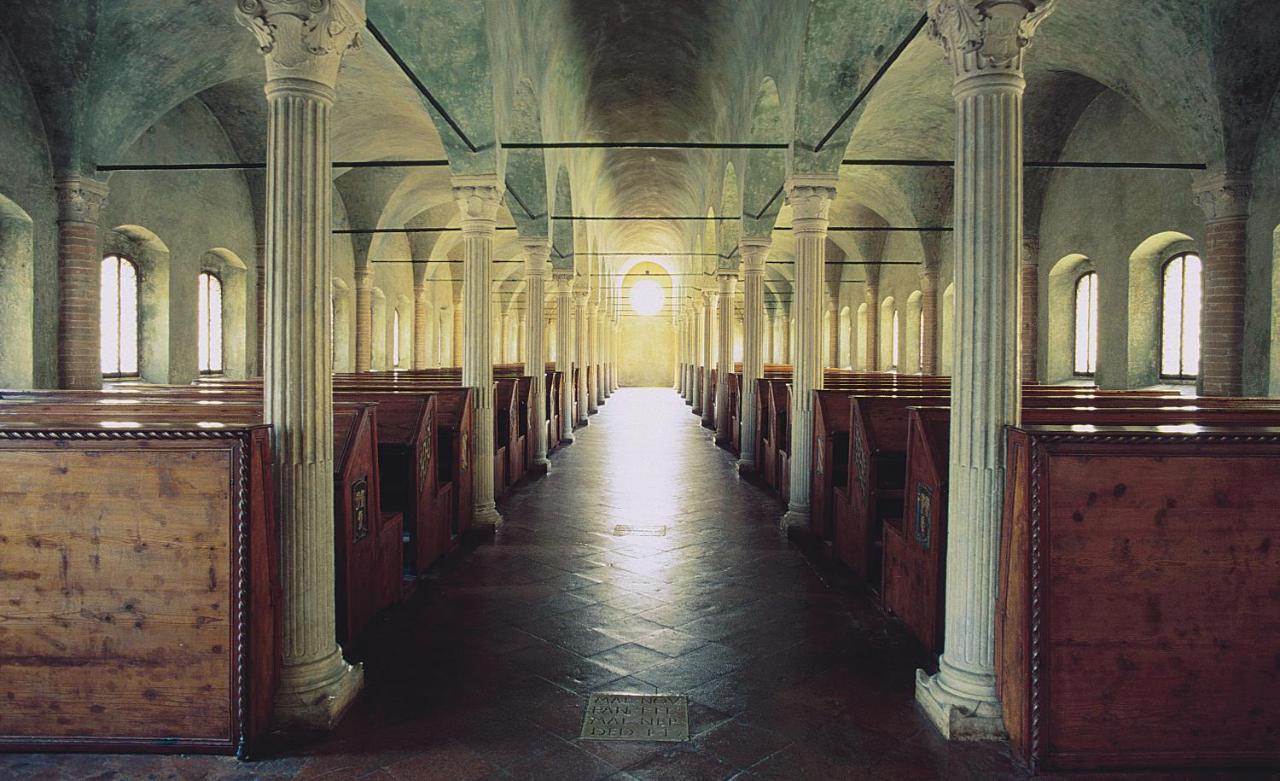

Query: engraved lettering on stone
<box><xmin>580</xmin><ymin>694</ymin><xmax>689</xmax><ymax>742</ymax></box>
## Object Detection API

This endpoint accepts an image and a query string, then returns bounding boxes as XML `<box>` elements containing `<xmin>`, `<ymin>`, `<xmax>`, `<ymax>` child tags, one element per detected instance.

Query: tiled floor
<box><xmin>3</xmin><ymin>388</ymin><xmax>1032</xmax><ymax>780</ymax></box>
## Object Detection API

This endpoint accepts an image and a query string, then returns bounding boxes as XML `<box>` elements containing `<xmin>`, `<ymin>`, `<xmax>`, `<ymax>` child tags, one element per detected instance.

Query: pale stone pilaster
<box><xmin>453</xmin><ymin>175</ymin><xmax>505</xmax><ymax>529</ymax></box>
<box><xmin>916</xmin><ymin>0</ymin><xmax>1056</xmax><ymax>740</ymax></box>
<box><xmin>701</xmin><ymin>289</ymin><xmax>718</xmax><ymax>428</ymax></box>
<box><xmin>737</xmin><ymin>238</ymin><xmax>769</xmax><ymax>473</ymax></box>
<box><xmin>54</xmin><ymin>176</ymin><xmax>108</xmax><ymax>390</ymax></box>
<box><xmin>554</xmin><ymin>271</ymin><xmax>575</xmax><ymax>443</ymax></box>
<box><xmin>236</xmin><ymin>0</ymin><xmax>366</xmax><ymax>729</ymax></box>
<box><xmin>523</xmin><ymin>239</ymin><xmax>551</xmax><ymax>468</ymax></box>
<box><xmin>574</xmin><ymin>289</ymin><xmax>590</xmax><ymax>426</ymax></box>
<box><xmin>1194</xmin><ymin>172</ymin><xmax>1250</xmax><ymax>397</ymax></box>
<box><xmin>781</xmin><ymin>176</ymin><xmax>837</xmax><ymax>530</ymax></box>
<box><xmin>715</xmin><ymin>271</ymin><xmax>737</xmax><ymax>443</ymax></box>
<box><xmin>354</xmin><ymin>265</ymin><xmax>372</xmax><ymax>371</ymax></box>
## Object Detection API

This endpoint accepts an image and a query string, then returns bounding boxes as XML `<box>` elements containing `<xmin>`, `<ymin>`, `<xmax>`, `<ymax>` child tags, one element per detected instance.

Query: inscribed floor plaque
<box><xmin>580</xmin><ymin>693</ymin><xmax>689</xmax><ymax>742</ymax></box>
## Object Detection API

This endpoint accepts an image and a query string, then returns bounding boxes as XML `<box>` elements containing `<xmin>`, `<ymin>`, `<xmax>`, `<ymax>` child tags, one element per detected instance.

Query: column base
<box><xmin>914</xmin><ymin>668</ymin><xmax>1007</xmax><ymax>741</ymax></box>
<box><xmin>529</xmin><ymin>457</ymin><xmax>551</xmax><ymax>476</ymax></box>
<box><xmin>736</xmin><ymin>458</ymin><xmax>756</xmax><ymax>477</ymax></box>
<box><xmin>780</xmin><ymin>505</ymin><xmax>810</xmax><ymax>531</ymax></box>
<box><xmin>472</xmin><ymin>503</ymin><xmax>504</xmax><ymax>530</ymax></box>
<box><xmin>691</xmin><ymin>406</ymin><xmax>702</xmax><ymax>415</ymax></box>
<box><xmin>560</xmin><ymin>432</ymin><xmax>575</xmax><ymax>445</ymax></box>
<box><xmin>273</xmin><ymin>648</ymin><xmax>364</xmax><ymax>732</ymax></box>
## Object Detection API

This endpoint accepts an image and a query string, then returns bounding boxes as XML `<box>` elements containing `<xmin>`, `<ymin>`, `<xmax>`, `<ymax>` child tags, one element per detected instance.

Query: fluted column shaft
<box><xmin>921</xmin><ymin>267</ymin><xmax>940</xmax><ymax>375</ymax></box>
<box><xmin>237</xmin><ymin>0</ymin><xmax>366</xmax><ymax>729</ymax></box>
<box><xmin>692</xmin><ymin>300</ymin><xmax>706</xmax><ymax>414</ymax></box>
<box><xmin>554</xmin><ymin>272</ymin><xmax>576</xmax><ymax>443</ymax></box>
<box><xmin>780</xmin><ymin>311</ymin><xmax>791</xmax><ymax>364</ymax></box>
<box><xmin>451</xmin><ymin>295</ymin><xmax>463</xmax><ymax>367</ymax></box>
<box><xmin>1019</xmin><ymin>237</ymin><xmax>1039</xmax><ymax>383</ymax></box>
<box><xmin>523</xmin><ymin>240</ymin><xmax>550</xmax><ymax>467</ymax></box>
<box><xmin>826</xmin><ymin>295</ymin><xmax>840</xmax><ymax>369</ymax></box>
<box><xmin>1195</xmin><ymin>173</ymin><xmax>1250</xmax><ymax>396</ymax></box>
<box><xmin>916</xmin><ymin>0</ymin><xmax>1055</xmax><ymax>741</ymax></box>
<box><xmin>782</xmin><ymin>178</ymin><xmax>836</xmax><ymax>529</ymax></box>
<box><xmin>701</xmin><ymin>290</ymin><xmax>718</xmax><ymax>427</ymax></box>
<box><xmin>715</xmin><ymin>272</ymin><xmax>737</xmax><ymax>443</ymax></box>
<box><xmin>737</xmin><ymin>239</ymin><xmax>769</xmax><ymax>473</ymax></box>
<box><xmin>863</xmin><ymin>282</ymin><xmax>880</xmax><ymax>371</ymax></box>
<box><xmin>354</xmin><ymin>266</ymin><xmax>372</xmax><ymax>371</ymax></box>
<box><xmin>55</xmin><ymin>176</ymin><xmax>108</xmax><ymax>390</ymax></box>
<box><xmin>587</xmin><ymin>302</ymin><xmax>599</xmax><ymax>413</ymax></box>
<box><xmin>575</xmin><ymin>290</ymin><xmax>590</xmax><ymax>425</ymax></box>
<box><xmin>454</xmin><ymin>176</ymin><xmax>504</xmax><ymax>529</ymax></box>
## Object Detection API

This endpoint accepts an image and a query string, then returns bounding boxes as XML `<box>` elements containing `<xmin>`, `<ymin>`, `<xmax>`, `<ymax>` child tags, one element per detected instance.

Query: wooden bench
<box><xmin>998</xmin><ymin>424</ymin><xmax>1280</xmax><ymax>772</ymax></box>
<box><xmin>0</xmin><ymin>418</ymin><xmax>278</xmax><ymax>756</ymax></box>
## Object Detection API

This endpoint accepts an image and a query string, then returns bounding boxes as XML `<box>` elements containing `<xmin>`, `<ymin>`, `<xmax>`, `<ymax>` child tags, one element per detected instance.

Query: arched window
<box><xmin>891</xmin><ymin>310</ymin><xmax>901</xmax><ymax>370</ymax></box>
<box><xmin>1073</xmin><ymin>271</ymin><xmax>1099</xmax><ymax>376</ymax></box>
<box><xmin>197</xmin><ymin>272</ymin><xmax>224</xmax><ymax>374</ymax></box>
<box><xmin>1161</xmin><ymin>252</ymin><xmax>1202</xmax><ymax>379</ymax></box>
<box><xmin>100</xmin><ymin>255</ymin><xmax>139</xmax><ymax>377</ymax></box>
<box><xmin>392</xmin><ymin>308</ymin><xmax>402</xmax><ymax>368</ymax></box>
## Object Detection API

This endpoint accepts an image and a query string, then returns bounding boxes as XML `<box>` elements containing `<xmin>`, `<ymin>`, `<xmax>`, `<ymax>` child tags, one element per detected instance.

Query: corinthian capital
<box><xmin>740</xmin><ymin>237</ymin><xmax>771</xmax><ymax>273</ymax></box>
<box><xmin>451</xmin><ymin>175</ymin><xmax>504</xmax><ymax>234</ymax></box>
<box><xmin>1194</xmin><ymin>171</ymin><xmax>1251</xmax><ymax>223</ymax></box>
<box><xmin>235</xmin><ymin>0</ymin><xmax>365</xmax><ymax>87</ymax></box>
<box><xmin>55</xmin><ymin>177</ymin><xmax>109</xmax><ymax>224</ymax></box>
<box><xmin>785</xmin><ymin>175</ymin><xmax>838</xmax><ymax>228</ymax></box>
<box><xmin>927</xmin><ymin>0</ymin><xmax>1055</xmax><ymax>75</ymax></box>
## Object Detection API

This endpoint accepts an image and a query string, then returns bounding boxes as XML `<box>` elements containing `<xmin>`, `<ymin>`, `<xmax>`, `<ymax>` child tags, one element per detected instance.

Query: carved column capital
<box><xmin>919</xmin><ymin>265</ymin><xmax>940</xmax><ymax>292</ymax></box>
<box><xmin>1193</xmin><ymin>171</ymin><xmax>1251</xmax><ymax>223</ymax></box>
<box><xmin>740</xmin><ymin>237</ymin><xmax>771</xmax><ymax>274</ymax></box>
<box><xmin>54</xmin><ymin>176</ymin><xmax>109</xmax><ymax>224</ymax></box>
<box><xmin>1021</xmin><ymin>234</ymin><xmax>1041</xmax><ymax>266</ymax></box>
<box><xmin>235</xmin><ymin>0</ymin><xmax>365</xmax><ymax>88</ymax></box>
<box><xmin>451</xmin><ymin>175</ymin><xmax>504</xmax><ymax>236</ymax></box>
<box><xmin>927</xmin><ymin>0</ymin><xmax>1055</xmax><ymax>81</ymax></box>
<box><xmin>784</xmin><ymin>175</ymin><xmax>838</xmax><ymax>230</ymax></box>
<box><xmin>523</xmin><ymin>238</ymin><xmax>551</xmax><ymax>275</ymax></box>
<box><xmin>703</xmin><ymin>289</ymin><xmax>720</xmax><ymax>308</ymax></box>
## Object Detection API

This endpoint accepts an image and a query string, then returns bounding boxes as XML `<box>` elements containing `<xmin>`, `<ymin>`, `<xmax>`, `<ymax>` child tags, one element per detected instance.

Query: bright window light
<box><xmin>630</xmin><ymin>278</ymin><xmax>665</xmax><ymax>317</ymax></box>
<box><xmin>1161</xmin><ymin>253</ymin><xmax>1201</xmax><ymax>379</ymax></box>
<box><xmin>1073</xmin><ymin>271</ymin><xmax>1098</xmax><ymax>375</ymax></box>
<box><xmin>891</xmin><ymin>310</ymin><xmax>900</xmax><ymax>370</ymax></box>
<box><xmin>197</xmin><ymin>272</ymin><xmax>223</xmax><ymax>374</ymax></box>
<box><xmin>101</xmin><ymin>255</ymin><xmax>139</xmax><ymax>377</ymax></box>
<box><xmin>392</xmin><ymin>308</ymin><xmax>402</xmax><ymax>367</ymax></box>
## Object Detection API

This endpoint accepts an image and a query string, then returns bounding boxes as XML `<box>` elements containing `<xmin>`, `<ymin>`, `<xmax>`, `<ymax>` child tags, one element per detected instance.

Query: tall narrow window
<box><xmin>1073</xmin><ymin>271</ymin><xmax>1099</xmax><ymax>375</ymax></box>
<box><xmin>917</xmin><ymin>299</ymin><xmax>925</xmax><ymax>372</ymax></box>
<box><xmin>392</xmin><ymin>308</ymin><xmax>402</xmax><ymax>368</ymax></box>
<box><xmin>1161</xmin><ymin>253</ymin><xmax>1202</xmax><ymax>379</ymax></box>
<box><xmin>891</xmin><ymin>310</ymin><xmax>901</xmax><ymax>370</ymax></box>
<box><xmin>197</xmin><ymin>272</ymin><xmax>224</xmax><ymax>374</ymax></box>
<box><xmin>100</xmin><ymin>255</ymin><xmax>139</xmax><ymax>377</ymax></box>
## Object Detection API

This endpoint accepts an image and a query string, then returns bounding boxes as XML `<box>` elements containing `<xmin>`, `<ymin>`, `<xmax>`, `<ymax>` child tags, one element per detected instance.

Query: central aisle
<box><xmin>313</xmin><ymin>388</ymin><xmax>1022</xmax><ymax>779</ymax></box>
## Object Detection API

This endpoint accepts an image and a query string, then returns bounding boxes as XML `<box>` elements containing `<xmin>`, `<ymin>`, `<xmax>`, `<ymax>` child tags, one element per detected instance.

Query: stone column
<box><xmin>236</xmin><ymin>0</ymin><xmax>365</xmax><ymax>728</ymax></box>
<box><xmin>453</xmin><ymin>176</ymin><xmax>505</xmax><ymax>529</ymax></box>
<box><xmin>701</xmin><ymin>289</ymin><xmax>718</xmax><ymax>428</ymax></box>
<box><xmin>354</xmin><ymin>265</ymin><xmax>372</xmax><ymax>371</ymax></box>
<box><xmin>780</xmin><ymin>309</ymin><xmax>791</xmax><ymax>364</ymax></box>
<box><xmin>575</xmin><ymin>288</ymin><xmax>590</xmax><ymax>426</ymax></box>
<box><xmin>554</xmin><ymin>270</ymin><xmax>575</xmax><ymax>443</ymax></box>
<box><xmin>825</xmin><ymin>293</ymin><xmax>840</xmax><ymax>369</ymax></box>
<box><xmin>781</xmin><ymin>176</ymin><xmax>837</xmax><ymax>529</ymax></box>
<box><xmin>691</xmin><ymin>297</ymin><xmax>706</xmax><ymax>414</ymax></box>
<box><xmin>1194</xmin><ymin>172</ymin><xmax>1250</xmax><ymax>396</ymax></box>
<box><xmin>523</xmin><ymin>239</ymin><xmax>550</xmax><ymax>470</ymax></box>
<box><xmin>55</xmin><ymin>176</ymin><xmax>108</xmax><ymax>390</ymax></box>
<box><xmin>1019</xmin><ymin>236</ymin><xmax>1039</xmax><ymax>383</ymax></box>
<box><xmin>587</xmin><ymin>301</ymin><xmax>599</xmax><ymax>413</ymax></box>
<box><xmin>517</xmin><ymin>313</ymin><xmax>527</xmax><ymax>365</ymax></box>
<box><xmin>863</xmin><ymin>278</ymin><xmax>880</xmax><ymax>371</ymax></box>
<box><xmin>915</xmin><ymin>0</ymin><xmax>1055</xmax><ymax>741</ymax></box>
<box><xmin>737</xmin><ymin>238</ymin><xmax>769</xmax><ymax>473</ymax></box>
<box><xmin>412</xmin><ymin>265</ymin><xmax>429</xmax><ymax>370</ymax></box>
<box><xmin>765</xmin><ymin>312</ymin><xmax>775</xmax><ymax>364</ymax></box>
<box><xmin>451</xmin><ymin>293</ymin><xmax>463</xmax><ymax>367</ymax></box>
<box><xmin>715</xmin><ymin>271</ymin><xmax>737</xmax><ymax>444</ymax></box>
<box><xmin>677</xmin><ymin>311</ymin><xmax>687</xmax><ymax>396</ymax></box>
<box><xmin>920</xmin><ymin>265</ymin><xmax>941</xmax><ymax>375</ymax></box>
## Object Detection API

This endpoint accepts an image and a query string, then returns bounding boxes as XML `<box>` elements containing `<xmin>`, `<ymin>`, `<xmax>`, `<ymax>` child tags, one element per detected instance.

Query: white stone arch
<box><xmin>0</xmin><ymin>192</ymin><xmax>34</xmax><ymax>388</ymax></box>
<box><xmin>200</xmin><ymin>249</ymin><xmax>249</xmax><ymax>378</ymax></box>
<box><xmin>1127</xmin><ymin>231</ymin><xmax>1196</xmax><ymax>387</ymax></box>
<box><xmin>941</xmin><ymin>283</ymin><xmax>955</xmax><ymax>376</ymax></box>
<box><xmin>905</xmin><ymin>290</ymin><xmax>923</xmax><ymax>374</ymax></box>
<box><xmin>105</xmin><ymin>225</ymin><xmax>170</xmax><ymax>383</ymax></box>
<box><xmin>1046</xmin><ymin>253</ymin><xmax>1096</xmax><ymax>382</ymax></box>
<box><xmin>332</xmin><ymin>277</ymin><xmax>352</xmax><ymax>372</ymax></box>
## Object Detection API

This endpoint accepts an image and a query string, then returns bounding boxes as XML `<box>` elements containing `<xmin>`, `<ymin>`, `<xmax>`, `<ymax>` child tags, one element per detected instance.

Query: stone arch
<box><xmin>332</xmin><ymin>277</ymin><xmax>352</xmax><ymax>372</ymax></box>
<box><xmin>1128</xmin><ymin>231</ymin><xmax>1197</xmax><ymax>387</ymax></box>
<box><xmin>1047</xmin><ymin>253</ymin><xmax>1097</xmax><ymax>382</ymax></box>
<box><xmin>941</xmin><ymin>283</ymin><xmax>955</xmax><ymax>376</ymax></box>
<box><xmin>905</xmin><ymin>290</ymin><xmax>923</xmax><ymax>374</ymax></box>
<box><xmin>105</xmin><ymin>225</ymin><xmax>170</xmax><ymax>383</ymax></box>
<box><xmin>0</xmin><ymin>192</ymin><xmax>34</xmax><ymax>387</ymax></box>
<box><xmin>200</xmin><ymin>249</ymin><xmax>248</xmax><ymax>378</ymax></box>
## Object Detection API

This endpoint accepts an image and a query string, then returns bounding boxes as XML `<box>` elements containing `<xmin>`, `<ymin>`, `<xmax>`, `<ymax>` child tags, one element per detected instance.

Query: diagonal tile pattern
<box><xmin>0</xmin><ymin>388</ymin><xmax>1035</xmax><ymax>780</ymax></box>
